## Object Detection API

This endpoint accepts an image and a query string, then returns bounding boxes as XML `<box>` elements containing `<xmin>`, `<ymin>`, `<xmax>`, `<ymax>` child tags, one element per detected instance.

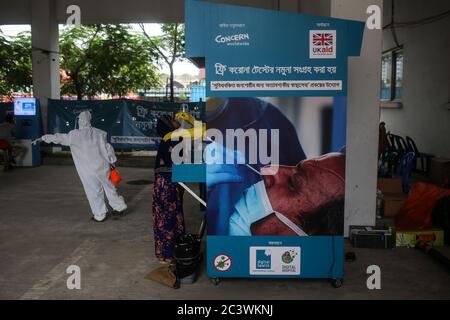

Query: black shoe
<box><xmin>112</xmin><ymin>209</ymin><xmax>127</xmax><ymax>220</ymax></box>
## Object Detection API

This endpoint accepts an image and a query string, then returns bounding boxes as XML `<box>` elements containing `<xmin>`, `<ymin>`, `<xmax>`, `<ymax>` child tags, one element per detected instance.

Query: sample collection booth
<box><xmin>173</xmin><ymin>0</ymin><xmax>364</xmax><ymax>286</ymax></box>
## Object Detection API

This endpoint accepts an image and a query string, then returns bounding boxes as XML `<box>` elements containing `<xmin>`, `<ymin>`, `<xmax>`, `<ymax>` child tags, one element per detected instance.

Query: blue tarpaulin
<box><xmin>47</xmin><ymin>99</ymin><xmax>203</xmax><ymax>150</ymax></box>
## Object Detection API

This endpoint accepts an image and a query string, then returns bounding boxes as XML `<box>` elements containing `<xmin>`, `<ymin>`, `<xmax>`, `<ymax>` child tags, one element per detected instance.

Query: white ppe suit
<box><xmin>42</xmin><ymin>111</ymin><xmax>127</xmax><ymax>221</ymax></box>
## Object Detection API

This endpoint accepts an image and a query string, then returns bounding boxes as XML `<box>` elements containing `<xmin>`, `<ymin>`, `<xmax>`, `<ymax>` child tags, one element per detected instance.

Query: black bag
<box><xmin>432</xmin><ymin>196</ymin><xmax>450</xmax><ymax>245</ymax></box>
<box><xmin>174</xmin><ymin>234</ymin><xmax>201</xmax><ymax>279</ymax></box>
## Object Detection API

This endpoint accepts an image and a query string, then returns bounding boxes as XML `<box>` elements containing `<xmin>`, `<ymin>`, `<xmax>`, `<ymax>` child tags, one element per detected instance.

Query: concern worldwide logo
<box><xmin>214</xmin><ymin>33</ymin><xmax>250</xmax><ymax>46</ymax></box>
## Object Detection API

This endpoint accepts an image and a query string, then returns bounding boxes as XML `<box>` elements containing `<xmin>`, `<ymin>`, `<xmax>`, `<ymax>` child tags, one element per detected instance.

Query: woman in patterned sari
<box><xmin>152</xmin><ymin>115</ymin><xmax>185</xmax><ymax>264</ymax></box>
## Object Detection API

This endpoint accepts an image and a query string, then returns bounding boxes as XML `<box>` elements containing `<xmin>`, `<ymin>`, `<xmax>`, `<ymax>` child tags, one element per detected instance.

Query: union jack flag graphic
<box><xmin>312</xmin><ymin>33</ymin><xmax>333</xmax><ymax>46</ymax></box>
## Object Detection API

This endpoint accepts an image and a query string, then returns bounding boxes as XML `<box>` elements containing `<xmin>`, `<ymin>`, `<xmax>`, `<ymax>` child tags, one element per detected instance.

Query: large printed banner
<box><xmin>186</xmin><ymin>0</ymin><xmax>364</xmax><ymax>97</ymax></box>
<box><xmin>183</xmin><ymin>0</ymin><xmax>365</xmax><ymax>280</ymax></box>
<box><xmin>48</xmin><ymin>99</ymin><xmax>202</xmax><ymax>149</ymax></box>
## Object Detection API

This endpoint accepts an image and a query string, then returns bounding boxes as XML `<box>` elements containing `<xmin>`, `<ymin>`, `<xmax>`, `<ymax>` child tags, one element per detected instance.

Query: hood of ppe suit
<box><xmin>78</xmin><ymin>111</ymin><xmax>92</xmax><ymax>129</ymax></box>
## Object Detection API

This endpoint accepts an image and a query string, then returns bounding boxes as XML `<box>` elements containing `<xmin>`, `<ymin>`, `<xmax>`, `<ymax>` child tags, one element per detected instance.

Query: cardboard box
<box><xmin>383</xmin><ymin>193</ymin><xmax>408</xmax><ymax>217</ymax></box>
<box><xmin>429</xmin><ymin>158</ymin><xmax>450</xmax><ymax>186</ymax></box>
<box><xmin>377</xmin><ymin>178</ymin><xmax>407</xmax><ymax>217</ymax></box>
<box><xmin>396</xmin><ymin>228</ymin><xmax>444</xmax><ymax>247</ymax></box>
<box><xmin>378</xmin><ymin>178</ymin><xmax>402</xmax><ymax>194</ymax></box>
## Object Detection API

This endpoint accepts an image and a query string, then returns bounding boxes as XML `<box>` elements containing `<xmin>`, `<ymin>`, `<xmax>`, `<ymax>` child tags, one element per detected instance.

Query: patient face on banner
<box><xmin>251</xmin><ymin>153</ymin><xmax>345</xmax><ymax>236</ymax></box>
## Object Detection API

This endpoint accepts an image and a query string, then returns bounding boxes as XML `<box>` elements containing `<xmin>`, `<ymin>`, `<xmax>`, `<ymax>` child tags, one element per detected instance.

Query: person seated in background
<box><xmin>0</xmin><ymin>114</ymin><xmax>16</xmax><ymax>170</ymax></box>
<box><xmin>378</xmin><ymin>122</ymin><xmax>389</xmax><ymax>158</ymax></box>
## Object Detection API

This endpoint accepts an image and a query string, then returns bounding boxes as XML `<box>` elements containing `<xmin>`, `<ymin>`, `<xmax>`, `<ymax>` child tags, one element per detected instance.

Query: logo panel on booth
<box><xmin>250</xmin><ymin>247</ymin><xmax>301</xmax><ymax>275</ymax></box>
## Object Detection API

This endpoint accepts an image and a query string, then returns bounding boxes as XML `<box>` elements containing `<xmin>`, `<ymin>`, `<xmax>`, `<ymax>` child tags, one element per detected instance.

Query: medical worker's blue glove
<box><xmin>205</xmin><ymin>141</ymin><xmax>245</xmax><ymax>191</ymax></box>
<box><xmin>207</xmin><ymin>164</ymin><xmax>243</xmax><ymax>191</ymax></box>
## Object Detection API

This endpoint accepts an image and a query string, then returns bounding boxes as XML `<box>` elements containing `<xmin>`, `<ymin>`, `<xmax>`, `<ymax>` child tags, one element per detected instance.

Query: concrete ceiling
<box><xmin>0</xmin><ymin>0</ymin><xmax>281</xmax><ymax>24</ymax></box>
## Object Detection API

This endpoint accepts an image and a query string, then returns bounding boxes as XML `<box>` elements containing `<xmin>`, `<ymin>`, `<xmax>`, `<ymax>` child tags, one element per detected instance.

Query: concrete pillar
<box><xmin>31</xmin><ymin>0</ymin><xmax>60</xmax><ymax>132</ymax></box>
<box><xmin>330</xmin><ymin>0</ymin><xmax>382</xmax><ymax>234</ymax></box>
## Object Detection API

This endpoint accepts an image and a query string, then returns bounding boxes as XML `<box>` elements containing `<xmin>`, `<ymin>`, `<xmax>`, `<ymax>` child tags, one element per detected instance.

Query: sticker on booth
<box><xmin>249</xmin><ymin>247</ymin><xmax>301</xmax><ymax>275</ymax></box>
<box><xmin>214</xmin><ymin>254</ymin><xmax>232</xmax><ymax>272</ymax></box>
<box><xmin>309</xmin><ymin>30</ymin><xmax>336</xmax><ymax>59</ymax></box>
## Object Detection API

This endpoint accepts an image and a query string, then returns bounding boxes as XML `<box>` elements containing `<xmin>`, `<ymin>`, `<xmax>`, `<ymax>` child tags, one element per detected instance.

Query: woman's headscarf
<box><xmin>156</xmin><ymin>114</ymin><xmax>175</xmax><ymax>138</ymax></box>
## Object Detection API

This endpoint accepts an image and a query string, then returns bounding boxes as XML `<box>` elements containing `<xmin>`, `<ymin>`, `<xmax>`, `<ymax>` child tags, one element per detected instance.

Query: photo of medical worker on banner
<box><xmin>206</xmin><ymin>96</ymin><xmax>346</xmax><ymax>237</ymax></box>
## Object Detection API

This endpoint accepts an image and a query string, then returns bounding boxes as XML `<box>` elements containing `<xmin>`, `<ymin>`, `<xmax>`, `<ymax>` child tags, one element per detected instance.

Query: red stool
<box><xmin>0</xmin><ymin>139</ymin><xmax>12</xmax><ymax>150</ymax></box>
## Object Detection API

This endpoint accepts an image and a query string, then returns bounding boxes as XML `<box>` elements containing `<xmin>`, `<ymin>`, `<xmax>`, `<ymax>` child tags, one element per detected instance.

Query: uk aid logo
<box><xmin>309</xmin><ymin>30</ymin><xmax>336</xmax><ymax>59</ymax></box>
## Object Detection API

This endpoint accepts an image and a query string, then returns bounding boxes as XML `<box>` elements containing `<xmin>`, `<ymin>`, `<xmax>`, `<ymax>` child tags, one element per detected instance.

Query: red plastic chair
<box><xmin>0</xmin><ymin>139</ymin><xmax>12</xmax><ymax>171</ymax></box>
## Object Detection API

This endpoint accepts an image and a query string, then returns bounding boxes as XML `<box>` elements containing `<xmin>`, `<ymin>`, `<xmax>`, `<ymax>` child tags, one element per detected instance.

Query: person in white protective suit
<box><xmin>41</xmin><ymin>111</ymin><xmax>127</xmax><ymax>222</ymax></box>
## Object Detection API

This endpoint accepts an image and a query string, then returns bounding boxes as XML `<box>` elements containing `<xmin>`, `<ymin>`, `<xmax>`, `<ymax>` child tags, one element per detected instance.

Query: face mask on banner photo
<box><xmin>229</xmin><ymin>180</ymin><xmax>308</xmax><ymax>236</ymax></box>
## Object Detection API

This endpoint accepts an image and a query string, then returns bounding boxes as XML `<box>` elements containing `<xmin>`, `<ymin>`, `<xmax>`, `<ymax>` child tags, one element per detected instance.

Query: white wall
<box><xmin>380</xmin><ymin>0</ymin><xmax>450</xmax><ymax>158</ymax></box>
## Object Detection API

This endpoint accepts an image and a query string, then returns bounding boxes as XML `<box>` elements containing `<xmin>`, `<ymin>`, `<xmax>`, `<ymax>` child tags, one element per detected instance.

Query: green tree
<box><xmin>60</xmin><ymin>24</ymin><xmax>160</xmax><ymax>99</ymax></box>
<box><xmin>59</xmin><ymin>25</ymin><xmax>98</xmax><ymax>99</ymax></box>
<box><xmin>0</xmin><ymin>30</ymin><xmax>32</xmax><ymax>97</ymax></box>
<box><xmin>139</xmin><ymin>23</ymin><xmax>185</xmax><ymax>102</ymax></box>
